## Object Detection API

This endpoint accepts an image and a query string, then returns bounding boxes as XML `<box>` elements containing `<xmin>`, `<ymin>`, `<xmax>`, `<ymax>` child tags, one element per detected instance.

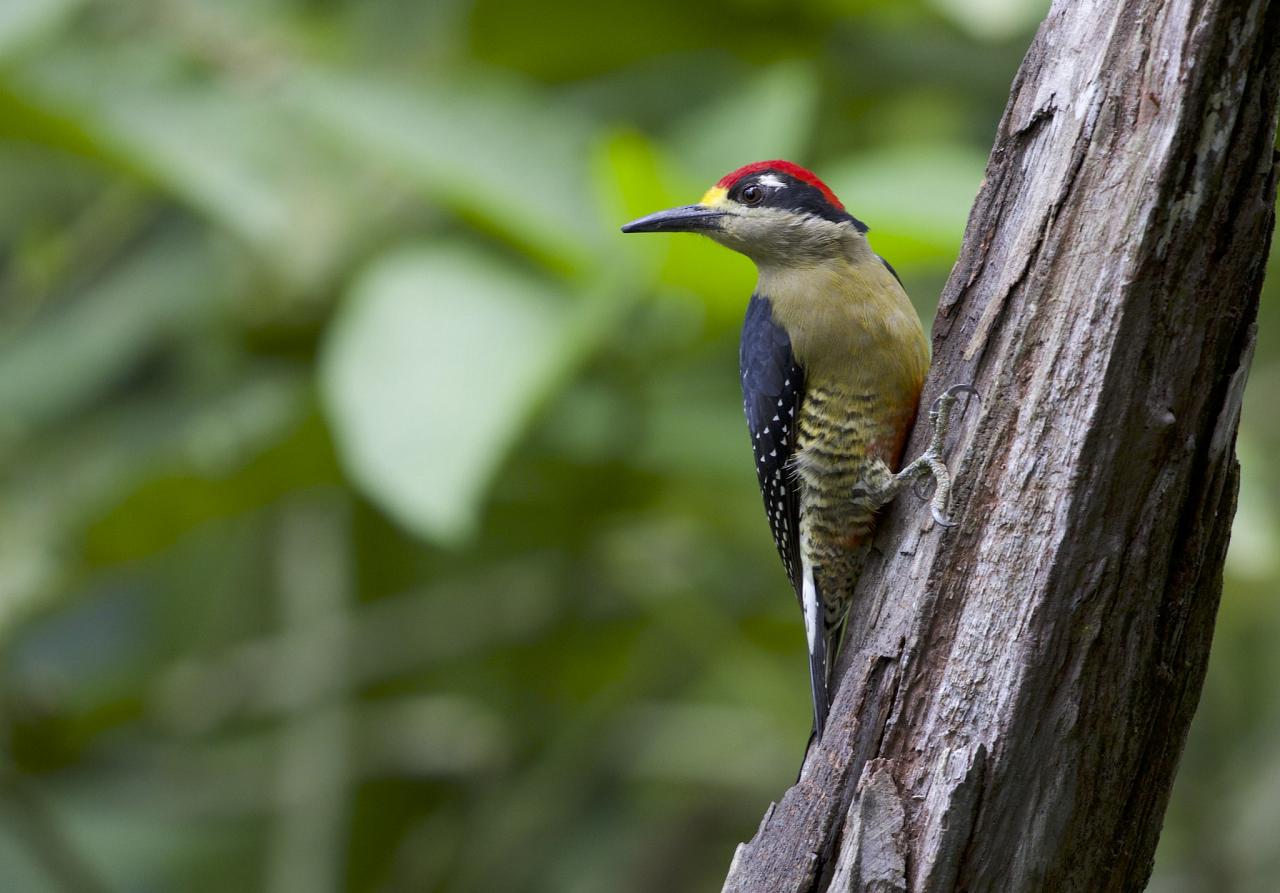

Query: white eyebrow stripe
<box><xmin>757</xmin><ymin>173</ymin><xmax>787</xmax><ymax>189</ymax></box>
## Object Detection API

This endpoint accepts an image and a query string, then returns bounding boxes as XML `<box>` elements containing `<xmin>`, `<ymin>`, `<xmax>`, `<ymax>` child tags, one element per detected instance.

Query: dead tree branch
<box><xmin>722</xmin><ymin>1</ymin><xmax>1280</xmax><ymax>891</ymax></box>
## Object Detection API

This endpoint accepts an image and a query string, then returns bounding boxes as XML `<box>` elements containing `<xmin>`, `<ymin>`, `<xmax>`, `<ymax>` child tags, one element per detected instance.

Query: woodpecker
<box><xmin>622</xmin><ymin>160</ymin><xmax>973</xmax><ymax>741</ymax></box>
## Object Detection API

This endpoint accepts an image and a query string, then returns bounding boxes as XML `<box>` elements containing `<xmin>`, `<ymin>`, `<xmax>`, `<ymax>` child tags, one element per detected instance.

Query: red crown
<box><xmin>716</xmin><ymin>160</ymin><xmax>845</xmax><ymax>211</ymax></box>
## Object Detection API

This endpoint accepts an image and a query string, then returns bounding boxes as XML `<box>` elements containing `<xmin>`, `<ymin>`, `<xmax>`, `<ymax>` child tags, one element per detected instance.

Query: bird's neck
<box><xmin>755</xmin><ymin>247</ymin><xmax>928</xmax><ymax>408</ymax></box>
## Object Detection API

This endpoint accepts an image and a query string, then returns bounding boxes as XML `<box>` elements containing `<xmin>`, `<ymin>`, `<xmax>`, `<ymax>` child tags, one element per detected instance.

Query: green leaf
<box><xmin>926</xmin><ymin>0</ymin><xmax>1050</xmax><ymax>41</ymax></box>
<box><xmin>320</xmin><ymin>244</ymin><xmax>577</xmax><ymax>542</ymax></box>
<box><xmin>290</xmin><ymin>71</ymin><xmax>603</xmax><ymax>270</ymax></box>
<box><xmin>0</xmin><ymin>0</ymin><xmax>84</xmax><ymax>59</ymax></box>
<box><xmin>824</xmin><ymin>143</ymin><xmax>987</xmax><ymax>262</ymax></box>
<box><xmin>5</xmin><ymin>46</ymin><xmax>373</xmax><ymax>286</ymax></box>
<box><xmin>96</xmin><ymin>91</ymin><xmax>360</xmax><ymax>286</ymax></box>
<box><xmin>0</xmin><ymin>368</ymin><xmax>310</xmax><ymax>639</ymax></box>
<box><xmin>666</xmin><ymin>62</ymin><xmax>819</xmax><ymax>185</ymax></box>
<box><xmin>0</xmin><ymin>232</ymin><xmax>227</xmax><ymax>442</ymax></box>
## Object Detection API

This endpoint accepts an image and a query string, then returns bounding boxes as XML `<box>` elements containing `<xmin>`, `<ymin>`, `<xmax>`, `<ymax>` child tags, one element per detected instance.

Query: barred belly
<box><xmin>793</xmin><ymin>385</ymin><xmax>905</xmax><ymax>624</ymax></box>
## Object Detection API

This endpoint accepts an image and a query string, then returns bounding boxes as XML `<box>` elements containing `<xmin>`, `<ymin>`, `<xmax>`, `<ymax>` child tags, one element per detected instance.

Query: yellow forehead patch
<box><xmin>699</xmin><ymin>185</ymin><xmax>728</xmax><ymax>207</ymax></box>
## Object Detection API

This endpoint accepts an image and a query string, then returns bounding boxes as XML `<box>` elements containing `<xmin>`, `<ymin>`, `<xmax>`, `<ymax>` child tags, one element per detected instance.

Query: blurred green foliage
<box><xmin>0</xmin><ymin>1</ymin><xmax>1275</xmax><ymax>891</ymax></box>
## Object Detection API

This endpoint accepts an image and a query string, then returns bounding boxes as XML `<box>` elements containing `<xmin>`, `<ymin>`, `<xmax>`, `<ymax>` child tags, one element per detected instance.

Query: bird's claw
<box><xmin>930</xmin><ymin>383</ymin><xmax>981</xmax><ymax>416</ymax></box>
<box><xmin>896</xmin><ymin>382</ymin><xmax>979</xmax><ymax>528</ymax></box>
<box><xmin>920</xmin><ymin>383</ymin><xmax>979</xmax><ymax>528</ymax></box>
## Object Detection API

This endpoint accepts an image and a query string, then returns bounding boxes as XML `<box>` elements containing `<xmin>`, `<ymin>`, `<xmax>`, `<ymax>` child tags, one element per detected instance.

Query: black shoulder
<box><xmin>739</xmin><ymin>294</ymin><xmax>804</xmax><ymax>592</ymax></box>
<box><xmin>878</xmin><ymin>254</ymin><xmax>902</xmax><ymax>284</ymax></box>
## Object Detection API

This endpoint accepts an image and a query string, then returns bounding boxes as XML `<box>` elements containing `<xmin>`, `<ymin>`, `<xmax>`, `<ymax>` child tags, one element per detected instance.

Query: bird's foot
<box><xmin>906</xmin><ymin>383</ymin><xmax>980</xmax><ymax>527</ymax></box>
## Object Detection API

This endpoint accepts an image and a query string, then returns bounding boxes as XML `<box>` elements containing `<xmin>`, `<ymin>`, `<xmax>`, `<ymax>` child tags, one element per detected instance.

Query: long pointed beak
<box><xmin>620</xmin><ymin>204</ymin><xmax>727</xmax><ymax>234</ymax></box>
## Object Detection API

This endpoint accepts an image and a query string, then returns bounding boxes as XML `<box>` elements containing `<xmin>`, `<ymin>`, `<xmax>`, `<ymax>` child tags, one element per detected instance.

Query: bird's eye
<box><xmin>740</xmin><ymin>184</ymin><xmax>763</xmax><ymax>206</ymax></box>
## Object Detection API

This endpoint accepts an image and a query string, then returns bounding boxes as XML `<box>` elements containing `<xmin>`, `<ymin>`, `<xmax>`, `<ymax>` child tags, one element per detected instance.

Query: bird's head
<box><xmin>621</xmin><ymin>160</ymin><xmax>867</xmax><ymax>266</ymax></box>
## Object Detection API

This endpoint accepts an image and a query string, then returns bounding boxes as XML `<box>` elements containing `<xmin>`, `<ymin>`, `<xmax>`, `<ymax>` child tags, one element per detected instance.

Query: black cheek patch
<box><xmin>773</xmin><ymin>178</ymin><xmax>868</xmax><ymax>230</ymax></box>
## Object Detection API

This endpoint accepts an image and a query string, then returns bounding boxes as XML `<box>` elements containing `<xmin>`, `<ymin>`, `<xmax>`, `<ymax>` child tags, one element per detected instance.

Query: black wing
<box><xmin>740</xmin><ymin>293</ymin><xmax>805</xmax><ymax>594</ymax></box>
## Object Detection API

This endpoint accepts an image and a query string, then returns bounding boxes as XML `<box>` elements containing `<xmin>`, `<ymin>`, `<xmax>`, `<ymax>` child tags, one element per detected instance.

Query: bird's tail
<box><xmin>808</xmin><ymin>616</ymin><xmax>831</xmax><ymax>741</ymax></box>
<box><xmin>801</xmin><ymin>559</ymin><xmax>834</xmax><ymax>744</ymax></box>
<box><xmin>808</xmin><ymin>588</ymin><xmax>852</xmax><ymax>747</ymax></box>
<box><xmin>796</xmin><ymin>627</ymin><xmax>829</xmax><ymax>779</ymax></box>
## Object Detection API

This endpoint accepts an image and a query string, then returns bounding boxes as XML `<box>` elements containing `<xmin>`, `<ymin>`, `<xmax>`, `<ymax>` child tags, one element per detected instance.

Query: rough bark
<box><xmin>721</xmin><ymin>1</ymin><xmax>1280</xmax><ymax>891</ymax></box>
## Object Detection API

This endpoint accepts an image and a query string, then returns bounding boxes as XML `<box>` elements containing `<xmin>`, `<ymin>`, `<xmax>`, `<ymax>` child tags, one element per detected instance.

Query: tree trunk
<box><xmin>721</xmin><ymin>2</ymin><xmax>1280</xmax><ymax>891</ymax></box>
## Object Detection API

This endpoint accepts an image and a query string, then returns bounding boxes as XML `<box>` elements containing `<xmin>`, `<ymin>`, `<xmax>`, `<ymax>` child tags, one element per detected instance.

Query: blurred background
<box><xmin>0</xmin><ymin>0</ymin><xmax>1276</xmax><ymax>891</ymax></box>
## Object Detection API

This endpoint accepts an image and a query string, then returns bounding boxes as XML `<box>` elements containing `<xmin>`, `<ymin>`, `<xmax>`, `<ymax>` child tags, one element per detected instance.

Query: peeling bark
<box><xmin>721</xmin><ymin>1</ymin><xmax>1280</xmax><ymax>891</ymax></box>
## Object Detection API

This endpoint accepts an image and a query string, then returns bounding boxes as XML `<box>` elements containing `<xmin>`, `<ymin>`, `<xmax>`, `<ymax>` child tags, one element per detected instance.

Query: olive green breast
<box><xmin>758</xmin><ymin>246</ymin><xmax>929</xmax><ymax>420</ymax></box>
